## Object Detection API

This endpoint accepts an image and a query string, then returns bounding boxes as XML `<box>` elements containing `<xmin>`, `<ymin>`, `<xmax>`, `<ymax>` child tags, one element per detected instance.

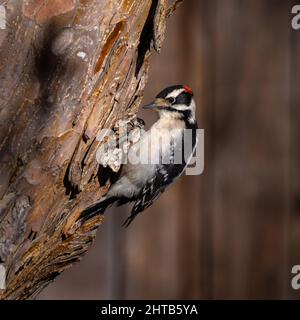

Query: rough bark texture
<box><xmin>0</xmin><ymin>0</ymin><xmax>178</xmax><ymax>299</ymax></box>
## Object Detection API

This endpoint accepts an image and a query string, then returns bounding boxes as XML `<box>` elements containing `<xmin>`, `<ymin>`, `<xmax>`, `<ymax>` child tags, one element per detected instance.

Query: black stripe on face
<box><xmin>179</xmin><ymin>110</ymin><xmax>196</xmax><ymax>128</ymax></box>
<box><xmin>175</xmin><ymin>91</ymin><xmax>192</xmax><ymax>106</ymax></box>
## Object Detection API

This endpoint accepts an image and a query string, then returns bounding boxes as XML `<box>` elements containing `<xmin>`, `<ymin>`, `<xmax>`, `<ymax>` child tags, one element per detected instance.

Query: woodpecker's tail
<box><xmin>79</xmin><ymin>197</ymin><xmax>117</xmax><ymax>223</ymax></box>
<box><xmin>121</xmin><ymin>213</ymin><xmax>139</xmax><ymax>228</ymax></box>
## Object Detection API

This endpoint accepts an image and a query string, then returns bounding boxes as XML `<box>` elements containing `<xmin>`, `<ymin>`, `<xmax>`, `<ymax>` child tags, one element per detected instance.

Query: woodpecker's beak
<box><xmin>143</xmin><ymin>98</ymin><xmax>169</xmax><ymax>110</ymax></box>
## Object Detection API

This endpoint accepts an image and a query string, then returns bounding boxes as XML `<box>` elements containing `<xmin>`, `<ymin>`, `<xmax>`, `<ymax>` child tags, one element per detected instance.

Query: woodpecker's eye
<box><xmin>166</xmin><ymin>97</ymin><xmax>176</xmax><ymax>104</ymax></box>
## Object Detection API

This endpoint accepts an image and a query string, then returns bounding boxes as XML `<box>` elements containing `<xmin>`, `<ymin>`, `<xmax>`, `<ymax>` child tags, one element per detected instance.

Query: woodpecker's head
<box><xmin>143</xmin><ymin>85</ymin><xmax>196</xmax><ymax>125</ymax></box>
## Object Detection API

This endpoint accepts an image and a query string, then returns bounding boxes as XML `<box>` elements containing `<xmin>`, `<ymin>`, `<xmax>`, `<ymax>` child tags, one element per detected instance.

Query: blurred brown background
<box><xmin>39</xmin><ymin>0</ymin><xmax>300</xmax><ymax>299</ymax></box>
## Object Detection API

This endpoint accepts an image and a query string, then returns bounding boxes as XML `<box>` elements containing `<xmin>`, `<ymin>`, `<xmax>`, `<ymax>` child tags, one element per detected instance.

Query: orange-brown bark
<box><xmin>0</xmin><ymin>0</ymin><xmax>180</xmax><ymax>299</ymax></box>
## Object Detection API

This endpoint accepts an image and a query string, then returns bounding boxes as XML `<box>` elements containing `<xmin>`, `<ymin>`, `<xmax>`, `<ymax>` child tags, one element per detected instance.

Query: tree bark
<box><xmin>0</xmin><ymin>0</ymin><xmax>179</xmax><ymax>299</ymax></box>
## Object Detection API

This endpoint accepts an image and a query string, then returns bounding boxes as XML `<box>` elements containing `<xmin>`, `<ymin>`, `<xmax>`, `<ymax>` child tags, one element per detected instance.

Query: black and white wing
<box><xmin>122</xmin><ymin>164</ymin><xmax>186</xmax><ymax>227</ymax></box>
<box><xmin>122</xmin><ymin>123</ymin><xmax>198</xmax><ymax>227</ymax></box>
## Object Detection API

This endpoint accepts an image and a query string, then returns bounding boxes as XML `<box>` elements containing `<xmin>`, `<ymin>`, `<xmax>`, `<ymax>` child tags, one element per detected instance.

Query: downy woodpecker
<box><xmin>80</xmin><ymin>85</ymin><xmax>198</xmax><ymax>226</ymax></box>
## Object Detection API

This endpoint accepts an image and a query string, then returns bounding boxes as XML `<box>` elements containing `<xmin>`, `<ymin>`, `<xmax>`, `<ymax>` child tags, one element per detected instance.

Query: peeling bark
<box><xmin>0</xmin><ymin>0</ymin><xmax>180</xmax><ymax>299</ymax></box>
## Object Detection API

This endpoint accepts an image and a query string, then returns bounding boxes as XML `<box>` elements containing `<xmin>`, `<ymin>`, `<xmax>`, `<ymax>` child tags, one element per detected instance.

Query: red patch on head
<box><xmin>183</xmin><ymin>85</ymin><xmax>193</xmax><ymax>94</ymax></box>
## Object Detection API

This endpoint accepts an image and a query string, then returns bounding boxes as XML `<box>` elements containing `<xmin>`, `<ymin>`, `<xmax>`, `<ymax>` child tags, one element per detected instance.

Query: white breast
<box><xmin>106</xmin><ymin>116</ymin><xmax>184</xmax><ymax>199</ymax></box>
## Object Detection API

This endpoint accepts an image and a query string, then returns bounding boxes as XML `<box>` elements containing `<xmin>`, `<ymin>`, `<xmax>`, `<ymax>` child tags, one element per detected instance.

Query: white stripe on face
<box><xmin>166</xmin><ymin>88</ymin><xmax>185</xmax><ymax>99</ymax></box>
<box><xmin>172</xmin><ymin>104</ymin><xmax>191</xmax><ymax>111</ymax></box>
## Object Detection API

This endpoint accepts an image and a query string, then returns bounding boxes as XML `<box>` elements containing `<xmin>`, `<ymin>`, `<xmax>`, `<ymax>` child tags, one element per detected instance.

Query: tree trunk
<box><xmin>0</xmin><ymin>0</ymin><xmax>180</xmax><ymax>300</ymax></box>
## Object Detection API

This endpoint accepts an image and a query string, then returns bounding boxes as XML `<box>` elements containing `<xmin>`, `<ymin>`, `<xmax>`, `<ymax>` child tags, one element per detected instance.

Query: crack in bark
<box><xmin>63</xmin><ymin>162</ymin><xmax>80</xmax><ymax>199</ymax></box>
<box><xmin>135</xmin><ymin>0</ymin><xmax>159</xmax><ymax>77</ymax></box>
<box><xmin>94</xmin><ymin>20</ymin><xmax>126</xmax><ymax>74</ymax></box>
